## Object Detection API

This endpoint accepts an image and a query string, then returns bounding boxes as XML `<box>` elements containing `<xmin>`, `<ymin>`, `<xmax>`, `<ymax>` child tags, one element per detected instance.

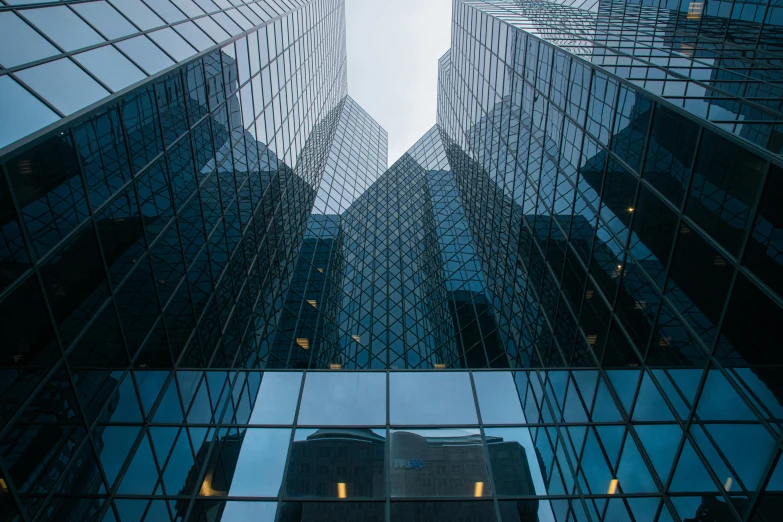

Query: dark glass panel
<box><xmin>0</xmin><ymin>167</ymin><xmax>30</xmax><ymax>294</ymax></box>
<box><xmin>40</xmin><ymin>224</ymin><xmax>110</xmax><ymax>348</ymax></box>
<box><xmin>280</xmin><ymin>502</ymin><xmax>384</xmax><ymax>522</ymax></box>
<box><xmin>136</xmin><ymin>158</ymin><xmax>174</xmax><ymax>242</ymax></box>
<box><xmin>183</xmin><ymin>58</ymin><xmax>209</xmax><ymax>123</ymax></box>
<box><xmin>744</xmin><ymin>164</ymin><xmax>783</xmax><ymax>299</ymax></box>
<box><xmin>156</xmin><ymin>73</ymin><xmax>189</xmax><ymax>147</ymax></box>
<box><xmin>0</xmin><ymin>275</ymin><xmax>58</xmax><ymax>367</ymax></box>
<box><xmin>73</xmin><ymin>106</ymin><xmax>132</xmax><ymax>210</ymax></box>
<box><xmin>96</xmin><ymin>184</ymin><xmax>146</xmax><ymax>289</ymax></box>
<box><xmin>643</xmin><ymin>105</ymin><xmax>699</xmax><ymax>208</ymax></box>
<box><xmin>391</xmin><ymin>502</ymin><xmax>496</xmax><ymax>522</ymax></box>
<box><xmin>122</xmin><ymin>85</ymin><xmax>162</xmax><ymax>174</ymax></box>
<box><xmin>666</xmin><ymin>227</ymin><xmax>734</xmax><ymax>346</ymax></box>
<box><xmin>114</xmin><ymin>255</ymin><xmax>161</xmax><ymax>355</ymax></box>
<box><xmin>611</xmin><ymin>86</ymin><xmax>652</xmax><ymax>172</ymax></box>
<box><xmin>167</xmin><ymin>136</ymin><xmax>197</xmax><ymax>211</ymax></box>
<box><xmin>6</xmin><ymin>133</ymin><xmax>89</xmax><ymax>258</ymax></box>
<box><xmin>67</xmin><ymin>301</ymin><xmax>128</xmax><ymax>369</ymax></box>
<box><xmin>599</xmin><ymin>157</ymin><xmax>637</xmax><ymax>245</ymax></box>
<box><xmin>686</xmin><ymin>130</ymin><xmax>765</xmax><ymax>256</ymax></box>
<box><xmin>285</xmin><ymin>428</ymin><xmax>385</xmax><ymax>499</ymax></box>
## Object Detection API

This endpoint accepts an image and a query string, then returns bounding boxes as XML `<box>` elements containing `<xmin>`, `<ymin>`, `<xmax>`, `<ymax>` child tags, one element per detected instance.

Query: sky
<box><xmin>345</xmin><ymin>0</ymin><xmax>453</xmax><ymax>167</ymax></box>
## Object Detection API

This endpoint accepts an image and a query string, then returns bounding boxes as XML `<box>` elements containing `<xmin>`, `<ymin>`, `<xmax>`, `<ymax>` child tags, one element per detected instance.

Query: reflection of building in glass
<box><xmin>2</xmin><ymin>0</ymin><xmax>783</xmax><ymax>520</ymax></box>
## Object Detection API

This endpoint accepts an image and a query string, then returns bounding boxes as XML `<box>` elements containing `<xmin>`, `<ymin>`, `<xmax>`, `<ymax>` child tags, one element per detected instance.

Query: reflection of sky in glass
<box><xmin>298</xmin><ymin>372</ymin><xmax>386</xmax><ymax>425</ymax></box>
<box><xmin>229</xmin><ymin>428</ymin><xmax>292</xmax><ymax>497</ymax></box>
<box><xmin>473</xmin><ymin>371</ymin><xmax>526</xmax><ymax>424</ymax></box>
<box><xmin>390</xmin><ymin>372</ymin><xmax>478</xmax><ymax>425</ymax></box>
<box><xmin>249</xmin><ymin>372</ymin><xmax>302</xmax><ymax>425</ymax></box>
<box><xmin>221</xmin><ymin>501</ymin><xmax>277</xmax><ymax>521</ymax></box>
<box><xmin>484</xmin><ymin>427</ymin><xmax>556</xmax><ymax>522</ymax></box>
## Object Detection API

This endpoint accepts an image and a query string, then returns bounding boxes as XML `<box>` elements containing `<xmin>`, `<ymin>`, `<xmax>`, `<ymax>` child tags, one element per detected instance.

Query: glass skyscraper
<box><xmin>1</xmin><ymin>0</ymin><xmax>782</xmax><ymax>521</ymax></box>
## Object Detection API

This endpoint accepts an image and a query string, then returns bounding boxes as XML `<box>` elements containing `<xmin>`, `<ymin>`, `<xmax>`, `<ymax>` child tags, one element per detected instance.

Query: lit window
<box><xmin>687</xmin><ymin>2</ymin><xmax>703</xmax><ymax>19</ymax></box>
<box><xmin>296</xmin><ymin>338</ymin><xmax>310</xmax><ymax>349</ymax></box>
<box><xmin>351</xmin><ymin>334</ymin><xmax>360</xmax><ymax>342</ymax></box>
<box><xmin>585</xmin><ymin>289</ymin><xmax>594</xmax><ymax>299</ymax></box>
<box><xmin>608</xmin><ymin>479</ymin><xmax>618</xmax><ymax>494</ymax></box>
<box><xmin>434</xmin><ymin>363</ymin><xmax>445</xmax><ymax>369</ymax></box>
<box><xmin>306</xmin><ymin>299</ymin><xmax>317</xmax><ymax>308</ymax></box>
<box><xmin>329</xmin><ymin>363</ymin><xmax>342</xmax><ymax>370</ymax></box>
<box><xmin>586</xmin><ymin>334</ymin><xmax>597</xmax><ymax>345</ymax></box>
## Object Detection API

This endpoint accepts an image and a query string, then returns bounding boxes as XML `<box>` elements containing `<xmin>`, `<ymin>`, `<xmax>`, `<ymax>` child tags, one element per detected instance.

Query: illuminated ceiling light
<box><xmin>307</xmin><ymin>299</ymin><xmax>317</xmax><ymax>308</ymax></box>
<box><xmin>296</xmin><ymin>338</ymin><xmax>310</xmax><ymax>350</ymax></box>
<box><xmin>329</xmin><ymin>363</ymin><xmax>342</xmax><ymax>370</ymax></box>
<box><xmin>317</xmin><ymin>267</ymin><xmax>324</xmax><ymax>273</ymax></box>
<box><xmin>352</xmin><ymin>335</ymin><xmax>361</xmax><ymax>342</ymax></box>
<box><xmin>17</xmin><ymin>160</ymin><xmax>32</xmax><ymax>175</ymax></box>
<box><xmin>337</xmin><ymin>482</ymin><xmax>347</xmax><ymax>498</ymax></box>
<box><xmin>724</xmin><ymin>477</ymin><xmax>733</xmax><ymax>491</ymax></box>
<box><xmin>434</xmin><ymin>363</ymin><xmax>446</xmax><ymax>369</ymax></box>
<box><xmin>608</xmin><ymin>479</ymin><xmax>618</xmax><ymax>494</ymax></box>
<box><xmin>586</xmin><ymin>334</ymin><xmax>597</xmax><ymax>345</ymax></box>
<box><xmin>585</xmin><ymin>289</ymin><xmax>594</xmax><ymax>299</ymax></box>
<box><xmin>474</xmin><ymin>481</ymin><xmax>484</xmax><ymax>497</ymax></box>
<box><xmin>687</xmin><ymin>2</ymin><xmax>703</xmax><ymax>19</ymax></box>
<box><xmin>0</xmin><ymin>478</ymin><xmax>7</xmax><ymax>494</ymax></box>
<box><xmin>627</xmin><ymin>207</ymin><xmax>634</xmax><ymax>213</ymax></box>
<box><xmin>200</xmin><ymin>473</ymin><xmax>221</xmax><ymax>496</ymax></box>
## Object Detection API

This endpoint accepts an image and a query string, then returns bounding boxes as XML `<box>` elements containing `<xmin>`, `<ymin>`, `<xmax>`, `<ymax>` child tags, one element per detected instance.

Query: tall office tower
<box><xmin>1</xmin><ymin>0</ymin><xmax>783</xmax><ymax>521</ymax></box>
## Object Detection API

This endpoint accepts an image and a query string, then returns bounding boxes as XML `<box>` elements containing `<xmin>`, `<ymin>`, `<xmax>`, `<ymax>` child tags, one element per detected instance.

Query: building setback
<box><xmin>0</xmin><ymin>0</ymin><xmax>782</xmax><ymax>521</ymax></box>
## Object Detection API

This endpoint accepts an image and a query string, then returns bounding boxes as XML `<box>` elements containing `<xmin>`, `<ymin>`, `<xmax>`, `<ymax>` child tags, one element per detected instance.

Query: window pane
<box><xmin>390</xmin><ymin>428</ymin><xmax>492</xmax><ymax>498</ymax></box>
<box><xmin>485</xmin><ymin>428</ymin><xmax>557</xmax><ymax>501</ymax></box>
<box><xmin>249</xmin><ymin>372</ymin><xmax>302</xmax><ymax>424</ymax></box>
<box><xmin>74</xmin><ymin>46</ymin><xmax>146</xmax><ymax>92</ymax></box>
<box><xmin>116</xmin><ymin>36</ymin><xmax>176</xmax><ymax>75</ymax></box>
<box><xmin>298</xmin><ymin>372</ymin><xmax>386</xmax><ymax>426</ymax></box>
<box><xmin>473</xmin><ymin>371</ymin><xmax>525</xmax><ymax>424</ymax></box>
<box><xmin>390</xmin><ymin>372</ymin><xmax>478</xmax><ymax>425</ymax></box>
<box><xmin>73</xmin><ymin>2</ymin><xmax>137</xmax><ymax>39</ymax></box>
<box><xmin>0</xmin><ymin>12</ymin><xmax>59</xmax><ymax>68</ymax></box>
<box><xmin>279</xmin><ymin>502</ymin><xmax>385</xmax><ymax>522</ymax></box>
<box><xmin>391</xmin><ymin>502</ymin><xmax>496</xmax><ymax>521</ymax></box>
<box><xmin>15</xmin><ymin>58</ymin><xmax>109</xmax><ymax>115</ymax></box>
<box><xmin>22</xmin><ymin>6</ymin><xmax>103</xmax><ymax>52</ymax></box>
<box><xmin>228</xmin><ymin>428</ymin><xmax>291</xmax><ymax>497</ymax></box>
<box><xmin>111</xmin><ymin>0</ymin><xmax>164</xmax><ymax>30</ymax></box>
<box><xmin>285</xmin><ymin>428</ymin><xmax>385</xmax><ymax>499</ymax></box>
<box><xmin>149</xmin><ymin>27</ymin><xmax>197</xmax><ymax>62</ymax></box>
<box><xmin>221</xmin><ymin>502</ymin><xmax>277</xmax><ymax>522</ymax></box>
<box><xmin>0</xmin><ymin>75</ymin><xmax>58</xmax><ymax>148</ymax></box>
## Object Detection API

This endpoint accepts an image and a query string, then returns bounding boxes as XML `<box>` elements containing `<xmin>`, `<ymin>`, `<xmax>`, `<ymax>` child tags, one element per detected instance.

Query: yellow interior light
<box><xmin>337</xmin><ymin>482</ymin><xmax>347</xmax><ymax>498</ymax></box>
<box><xmin>0</xmin><ymin>478</ymin><xmax>7</xmax><ymax>494</ymax></box>
<box><xmin>434</xmin><ymin>363</ymin><xmax>446</xmax><ymax>369</ymax></box>
<box><xmin>352</xmin><ymin>335</ymin><xmax>361</xmax><ymax>342</ymax></box>
<box><xmin>317</xmin><ymin>267</ymin><xmax>324</xmax><ymax>273</ymax></box>
<box><xmin>296</xmin><ymin>338</ymin><xmax>310</xmax><ymax>350</ymax></box>
<box><xmin>627</xmin><ymin>207</ymin><xmax>634</xmax><ymax>213</ymax></box>
<box><xmin>330</xmin><ymin>363</ymin><xmax>342</xmax><ymax>370</ymax></box>
<box><xmin>608</xmin><ymin>479</ymin><xmax>618</xmax><ymax>494</ymax></box>
<box><xmin>586</xmin><ymin>334</ymin><xmax>597</xmax><ymax>345</ymax></box>
<box><xmin>307</xmin><ymin>299</ymin><xmax>317</xmax><ymax>308</ymax></box>
<box><xmin>724</xmin><ymin>477</ymin><xmax>733</xmax><ymax>491</ymax></box>
<box><xmin>200</xmin><ymin>473</ymin><xmax>221</xmax><ymax>496</ymax></box>
<box><xmin>474</xmin><ymin>481</ymin><xmax>484</xmax><ymax>497</ymax></box>
<box><xmin>687</xmin><ymin>2</ymin><xmax>703</xmax><ymax>19</ymax></box>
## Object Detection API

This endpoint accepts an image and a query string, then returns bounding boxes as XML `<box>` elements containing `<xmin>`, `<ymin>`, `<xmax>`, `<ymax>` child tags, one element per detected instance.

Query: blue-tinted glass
<box><xmin>149</xmin><ymin>28</ymin><xmax>197</xmax><ymax>62</ymax></box>
<box><xmin>116</xmin><ymin>37</ymin><xmax>175</xmax><ymax>76</ymax></box>
<box><xmin>75</xmin><ymin>46</ymin><xmax>146</xmax><ymax>93</ymax></box>
<box><xmin>16</xmin><ymin>58</ymin><xmax>110</xmax><ymax>116</ymax></box>
<box><xmin>0</xmin><ymin>12</ymin><xmax>58</xmax><ymax>68</ymax></box>
<box><xmin>298</xmin><ymin>372</ymin><xmax>386</xmax><ymax>425</ymax></box>
<box><xmin>227</xmin><ymin>428</ymin><xmax>291</xmax><ymax>496</ymax></box>
<box><xmin>474</xmin><ymin>371</ymin><xmax>525</xmax><ymax>424</ymax></box>
<box><xmin>22</xmin><ymin>6</ymin><xmax>104</xmax><ymax>52</ymax></box>
<box><xmin>390</xmin><ymin>372</ymin><xmax>478</xmax><ymax>425</ymax></box>
<box><xmin>248</xmin><ymin>372</ymin><xmax>302</xmax><ymax>424</ymax></box>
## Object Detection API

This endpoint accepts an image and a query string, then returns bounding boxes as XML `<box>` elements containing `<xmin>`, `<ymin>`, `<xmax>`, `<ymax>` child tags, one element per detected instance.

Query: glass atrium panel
<box><xmin>390</xmin><ymin>372</ymin><xmax>478</xmax><ymax>425</ymax></box>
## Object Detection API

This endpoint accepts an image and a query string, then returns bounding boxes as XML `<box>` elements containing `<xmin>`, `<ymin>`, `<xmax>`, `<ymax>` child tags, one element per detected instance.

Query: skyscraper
<box><xmin>0</xmin><ymin>0</ymin><xmax>782</xmax><ymax>521</ymax></box>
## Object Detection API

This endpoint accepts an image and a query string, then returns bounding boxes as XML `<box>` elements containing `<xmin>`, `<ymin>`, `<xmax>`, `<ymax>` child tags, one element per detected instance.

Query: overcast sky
<box><xmin>345</xmin><ymin>0</ymin><xmax>453</xmax><ymax>167</ymax></box>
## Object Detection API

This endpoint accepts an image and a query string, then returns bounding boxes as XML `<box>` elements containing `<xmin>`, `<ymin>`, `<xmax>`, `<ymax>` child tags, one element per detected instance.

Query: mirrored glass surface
<box><xmin>0</xmin><ymin>11</ymin><xmax>59</xmax><ymax>68</ymax></box>
<box><xmin>72</xmin><ymin>2</ymin><xmax>137</xmax><ymax>39</ymax></box>
<box><xmin>285</xmin><ymin>428</ymin><xmax>386</xmax><ymax>499</ymax></box>
<box><xmin>149</xmin><ymin>27</ymin><xmax>197</xmax><ymax>62</ymax></box>
<box><xmin>0</xmin><ymin>75</ymin><xmax>58</xmax><ymax>148</ymax></box>
<box><xmin>473</xmin><ymin>371</ymin><xmax>525</xmax><ymax>424</ymax></box>
<box><xmin>74</xmin><ymin>46</ymin><xmax>146</xmax><ymax>93</ymax></box>
<box><xmin>220</xmin><ymin>501</ymin><xmax>277</xmax><ymax>521</ymax></box>
<box><xmin>15</xmin><ymin>58</ymin><xmax>109</xmax><ymax>115</ymax></box>
<box><xmin>248</xmin><ymin>372</ymin><xmax>302</xmax><ymax>425</ymax></box>
<box><xmin>298</xmin><ymin>372</ymin><xmax>386</xmax><ymax>426</ymax></box>
<box><xmin>116</xmin><ymin>36</ymin><xmax>176</xmax><ymax>75</ymax></box>
<box><xmin>390</xmin><ymin>372</ymin><xmax>478</xmax><ymax>425</ymax></box>
<box><xmin>22</xmin><ymin>6</ymin><xmax>104</xmax><ymax>52</ymax></box>
<box><xmin>228</xmin><ymin>428</ymin><xmax>292</xmax><ymax>497</ymax></box>
<box><xmin>390</xmin><ymin>428</ymin><xmax>491</xmax><ymax>498</ymax></box>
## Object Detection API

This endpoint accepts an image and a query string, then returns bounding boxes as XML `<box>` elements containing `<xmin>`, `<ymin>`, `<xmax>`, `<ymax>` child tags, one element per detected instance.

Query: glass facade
<box><xmin>1</xmin><ymin>0</ymin><xmax>782</xmax><ymax>521</ymax></box>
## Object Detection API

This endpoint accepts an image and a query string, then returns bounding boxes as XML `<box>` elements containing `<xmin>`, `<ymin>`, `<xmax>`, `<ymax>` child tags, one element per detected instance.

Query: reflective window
<box><xmin>111</xmin><ymin>0</ymin><xmax>165</xmax><ymax>30</ymax></box>
<box><xmin>74</xmin><ymin>46</ymin><xmax>146</xmax><ymax>93</ymax></box>
<box><xmin>174</xmin><ymin>21</ymin><xmax>216</xmax><ymax>51</ymax></box>
<box><xmin>73</xmin><ymin>2</ymin><xmax>137</xmax><ymax>39</ymax></box>
<box><xmin>390</xmin><ymin>372</ymin><xmax>478</xmax><ymax>425</ymax></box>
<box><xmin>285</xmin><ymin>428</ymin><xmax>385</xmax><ymax>499</ymax></box>
<box><xmin>473</xmin><ymin>371</ymin><xmax>525</xmax><ymax>424</ymax></box>
<box><xmin>391</xmin><ymin>501</ymin><xmax>496</xmax><ymax>521</ymax></box>
<box><xmin>15</xmin><ymin>58</ymin><xmax>109</xmax><ymax>115</ymax></box>
<box><xmin>0</xmin><ymin>75</ymin><xmax>58</xmax><ymax>148</ymax></box>
<box><xmin>0</xmin><ymin>12</ymin><xmax>58</xmax><ymax>68</ymax></box>
<box><xmin>280</xmin><ymin>502</ymin><xmax>385</xmax><ymax>522</ymax></box>
<box><xmin>116</xmin><ymin>36</ymin><xmax>176</xmax><ymax>75</ymax></box>
<box><xmin>485</xmin><ymin>428</ymin><xmax>554</xmax><ymax>501</ymax></box>
<box><xmin>221</xmin><ymin>502</ymin><xmax>277</xmax><ymax>522</ymax></box>
<box><xmin>298</xmin><ymin>372</ymin><xmax>386</xmax><ymax>426</ymax></box>
<box><xmin>149</xmin><ymin>27</ymin><xmax>197</xmax><ymax>62</ymax></box>
<box><xmin>227</xmin><ymin>428</ymin><xmax>291</xmax><ymax>497</ymax></box>
<box><xmin>22</xmin><ymin>6</ymin><xmax>104</xmax><ymax>52</ymax></box>
<box><xmin>390</xmin><ymin>428</ymin><xmax>492</xmax><ymax>498</ymax></box>
<box><xmin>249</xmin><ymin>372</ymin><xmax>302</xmax><ymax>425</ymax></box>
